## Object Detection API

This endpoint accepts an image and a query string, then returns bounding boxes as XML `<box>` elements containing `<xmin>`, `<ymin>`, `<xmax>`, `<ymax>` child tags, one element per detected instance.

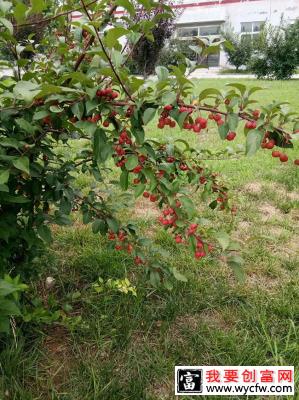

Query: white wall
<box><xmin>175</xmin><ymin>0</ymin><xmax>299</xmax><ymax>67</ymax></box>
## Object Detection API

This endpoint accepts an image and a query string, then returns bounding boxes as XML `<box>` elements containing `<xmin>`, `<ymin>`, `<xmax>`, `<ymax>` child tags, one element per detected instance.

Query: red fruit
<box><xmin>127</xmin><ymin>244</ymin><xmax>133</xmax><ymax>253</ymax></box>
<box><xmin>195</xmin><ymin>117</ymin><xmax>207</xmax><ymax>129</ymax></box>
<box><xmin>108</xmin><ymin>232</ymin><xmax>115</xmax><ymax>240</ymax></box>
<box><xmin>199</xmin><ymin>176</ymin><xmax>206</xmax><ymax>184</ymax></box>
<box><xmin>132</xmin><ymin>165</ymin><xmax>142</xmax><ymax>174</ymax></box>
<box><xmin>193</xmin><ymin>124</ymin><xmax>201</xmax><ymax>133</ymax></box>
<box><xmin>226</xmin><ymin>131</ymin><xmax>236</xmax><ymax>141</ymax></box>
<box><xmin>69</xmin><ymin>116</ymin><xmax>78</xmax><ymax>123</ymax></box>
<box><xmin>217</xmin><ymin>119</ymin><xmax>224</xmax><ymax>126</ymax></box>
<box><xmin>169</xmin><ymin>120</ymin><xmax>176</xmax><ymax>128</ymax></box>
<box><xmin>266</xmin><ymin>140</ymin><xmax>275</xmax><ymax>149</ymax></box>
<box><xmin>245</xmin><ymin>120</ymin><xmax>257</xmax><ymax>129</ymax></box>
<box><xmin>149</xmin><ymin>194</ymin><xmax>157</xmax><ymax>202</ymax></box>
<box><xmin>294</xmin><ymin>159</ymin><xmax>299</xmax><ymax>165</ymax></box>
<box><xmin>272</xmin><ymin>150</ymin><xmax>281</xmax><ymax>158</ymax></box>
<box><xmin>175</xmin><ymin>235</ymin><xmax>183</xmax><ymax>243</ymax></box>
<box><xmin>103</xmin><ymin>120</ymin><xmax>110</xmax><ymax>127</ymax></box>
<box><xmin>166</xmin><ymin>156</ymin><xmax>175</xmax><ymax>163</ymax></box>
<box><xmin>138</xmin><ymin>155</ymin><xmax>147</xmax><ymax>163</ymax></box>
<box><xmin>111</xmin><ymin>91</ymin><xmax>119</xmax><ymax>99</ymax></box>
<box><xmin>115</xmin><ymin>245</ymin><xmax>122</xmax><ymax>251</ymax></box>
<box><xmin>279</xmin><ymin>153</ymin><xmax>288</xmax><ymax>163</ymax></box>
<box><xmin>213</xmin><ymin>113</ymin><xmax>222</xmax><ymax>121</ymax></box>
<box><xmin>261</xmin><ymin>142</ymin><xmax>267</xmax><ymax>149</ymax></box>
<box><xmin>179</xmin><ymin>164</ymin><xmax>188</xmax><ymax>171</ymax></box>
<box><xmin>252</xmin><ymin>109</ymin><xmax>260</xmax><ymax>119</ymax></box>
<box><xmin>143</xmin><ymin>191</ymin><xmax>150</xmax><ymax>198</ymax></box>
<box><xmin>164</xmin><ymin>104</ymin><xmax>173</xmax><ymax>111</ymax></box>
<box><xmin>195</xmin><ymin>251</ymin><xmax>205</xmax><ymax>259</ymax></box>
<box><xmin>157</xmin><ymin>120</ymin><xmax>165</xmax><ymax>129</ymax></box>
<box><xmin>42</xmin><ymin>116</ymin><xmax>51</xmax><ymax>125</ymax></box>
<box><xmin>133</xmin><ymin>178</ymin><xmax>140</xmax><ymax>184</ymax></box>
<box><xmin>134</xmin><ymin>256</ymin><xmax>143</xmax><ymax>265</ymax></box>
<box><xmin>162</xmin><ymin>219</ymin><xmax>169</xmax><ymax>226</ymax></box>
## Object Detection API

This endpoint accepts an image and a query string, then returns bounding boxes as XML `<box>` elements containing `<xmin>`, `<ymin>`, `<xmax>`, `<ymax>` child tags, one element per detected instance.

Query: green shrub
<box><xmin>250</xmin><ymin>22</ymin><xmax>299</xmax><ymax>79</ymax></box>
<box><xmin>222</xmin><ymin>29</ymin><xmax>252</xmax><ymax>71</ymax></box>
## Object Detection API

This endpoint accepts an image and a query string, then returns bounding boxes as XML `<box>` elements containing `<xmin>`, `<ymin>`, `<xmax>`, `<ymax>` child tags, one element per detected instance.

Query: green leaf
<box><xmin>12</xmin><ymin>156</ymin><xmax>30</xmax><ymax>175</ymax></box>
<box><xmin>120</xmin><ymin>169</ymin><xmax>129</xmax><ymax>190</ymax></box>
<box><xmin>125</xmin><ymin>155</ymin><xmax>139</xmax><ymax>170</ymax></box>
<box><xmin>172</xmin><ymin>267</ymin><xmax>187</xmax><ymax>282</ymax></box>
<box><xmin>227</xmin><ymin>113</ymin><xmax>239</xmax><ymax>131</ymax></box>
<box><xmin>198</xmin><ymin>88</ymin><xmax>222</xmax><ymax>101</ymax></box>
<box><xmin>0</xmin><ymin>299</ymin><xmax>21</xmax><ymax>315</ymax></box>
<box><xmin>215</xmin><ymin>231</ymin><xmax>230</xmax><ymax>250</ymax></box>
<box><xmin>142</xmin><ymin>108</ymin><xmax>156</xmax><ymax>125</ymax></box>
<box><xmin>246</xmin><ymin>129</ymin><xmax>263</xmax><ymax>156</ymax></box>
<box><xmin>37</xmin><ymin>224</ymin><xmax>52</xmax><ymax>243</ymax></box>
<box><xmin>92</xmin><ymin>219</ymin><xmax>105</xmax><ymax>234</ymax></box>
<box><xmin>0</xmin><ymin>17</ymin><xmax>13</xmax><ymax>34</ymax></box>
<box><xmin>13</xmin><ymin>2</ymin><xmax>27</xmax><ymax>23</ymax></box>
<box><xmin>155</xmin><ymin>66</ymin><xmax>169</xmax><ymax>81</ymax></box>
<box><xmin>71</xmin><ymin>102</ymin><xmax>84</xmax><ymax>120</ymax></box>
<box><xmin>107</xmin><ymin>218</ymin><xmax>119</xmax><ymax>233</ymax></box>
<box><xmin>13</xmin><ymin>80</ymin><xmax>40</xmax><ymax>103</ymax></box>
<box><xmin>134</xmin><ymin>183</ymin><xmax>145</xmax><ymax>198</ymax></box>
<box><xmin>115</xmin><ymin>0</ymin><xmax>135</xmax><ymax>15</ymax></box>
<box><xmin>180</xmin><ymin>196</ymin><xmax>196</xmax><ymax>217</ymax></box>
<box><xmin>218</xmin><ymin>122</ymin><xmax>229</xmax><ymax>139</ymax></box>
<box><xmin>30</xmin><ymin>0</ymin><xmax>46</xmax><ymax>13</ymax></box>
<box><xmin>0</xmin><ymin>1</ymin><xmax>12</xmax><ymax>14</ymax></box>
<box><xmin>226</xmin><ymin>83</ymin><xmax>246</xmax><ymax>96</ymax></box>
<box><xmin>105</xmin><ymin>27</ymin><xmax>128</xmax><ymax>48</ymax></box>
<box><xmin>76</xmin><ymin>120</ymin><xmax>97</xmax><ymax>136</ymax></box>
<box><xmin>0</xmin><ymin>170</ymin><xmax>9</xmax><ymax>184</ymax></box>
<box><xmin>33</xmin><ymin>110</ymin><xmax>50</xmax><ymax>120</ymax></box>
<box><xmin>227</xmin><ymin>255</ymin><xmax>245</xmax><ymax>282</ymax></box>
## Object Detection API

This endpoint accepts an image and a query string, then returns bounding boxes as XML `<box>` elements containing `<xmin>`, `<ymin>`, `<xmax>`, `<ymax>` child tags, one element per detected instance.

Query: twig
<box><xmin>80</xmin><ymin>0</ymin><xmax>133</xmax><ymax>101</ymax></box>
<box><xmin>13</xmin><ymin>0</ymin><xmax>100</xmax><ymax>28</ymax></box>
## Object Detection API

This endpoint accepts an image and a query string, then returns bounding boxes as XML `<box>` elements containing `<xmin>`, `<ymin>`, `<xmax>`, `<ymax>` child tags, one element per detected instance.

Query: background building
<box><xmin>174</xmin><ymin>0</ymin><xmax>299</xmax><ymax>66</ymax></box>
<box><xmin>72</xmin><ymin>0</ymin><xmax>299</xmax><ymax>68</ymax></box>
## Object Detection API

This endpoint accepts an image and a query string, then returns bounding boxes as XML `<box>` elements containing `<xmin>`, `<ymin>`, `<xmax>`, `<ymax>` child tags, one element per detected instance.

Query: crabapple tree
<box><xmin>0</xmin><ymin>0</ymin><xmax>298</xmax><ymax>294</ymax></box>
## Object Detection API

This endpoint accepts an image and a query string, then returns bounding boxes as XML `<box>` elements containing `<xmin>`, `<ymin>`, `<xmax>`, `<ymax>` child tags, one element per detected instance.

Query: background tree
<box><xmin>128</xmin><ymin>0</ymin><xmax>179</xmax><ymax>76</ymax></box>
<box><xmin>222</xmin><ymin>28</ymin><xmax>252</xmax><ymax>71</ymax></box>
<box><xmin>250</xmin><ymin>21</ymin><xmax>299</xmax><ymax>79</ymax></box>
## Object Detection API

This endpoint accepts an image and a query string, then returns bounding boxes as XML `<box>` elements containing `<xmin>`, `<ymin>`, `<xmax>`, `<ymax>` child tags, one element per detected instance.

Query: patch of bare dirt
<box><xmin>264</xmin><ymin>182</ymin><xmax>299</xmax><ymax>201</ymax></box>
<box><xmin>232</xmin><ymin>221</ymin><xmax>253</xmax><ymax>242</ymax></box>
<box><xmin>39</xmin><ymin>326</ymin><xmax>74</xmax><ymax>390</ymax></box>
<box><xmin>169</xmin><ymin>309</ymin><xmax>233</xmax><ymax>343</ymax></box>
<box><xmin>134</xmin><ymin>198</ymin><xmax>160</xmax><ymax>219</ymax></box>
<box><xmin>258</xmin><ymin>203</ymin><xmax>283</xmax><ymax>221</ymax></box>
<box><xmin>246</xmin><ymin>273</ymin><xmax>284</xmax><ymax>291</ymax></box>
<box><xmin>243</xmin><ymin>182</ymin><xmax>263</xmax><ymax>195</ymax></box>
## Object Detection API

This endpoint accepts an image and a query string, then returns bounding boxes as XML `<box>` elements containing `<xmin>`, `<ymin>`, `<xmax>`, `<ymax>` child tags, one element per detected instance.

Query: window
<box><xmin>177</xmin><ymin>25</ymin><xmax>221</xmax><ymax>39</ymax></box>
<box><xmin>199</xmin><ymin>25</ymin><xmax>221</xmax><ymax>36</ymax></box>
<box><xmin>177</xmin><ymin>27</ymin><xmax>199</xmax><ymax>38</ymax></box>
<box><xmin>240</xmin><ymin>21</ymin><xmax>264</xmax><ymax>39</ymax></box>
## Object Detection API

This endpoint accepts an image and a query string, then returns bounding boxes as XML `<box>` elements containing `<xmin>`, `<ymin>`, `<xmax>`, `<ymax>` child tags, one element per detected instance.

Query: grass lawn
<box><xmin>1</xmin><ymin>79</ymin><xmax>299</xmax><ymax>400</ymax></box>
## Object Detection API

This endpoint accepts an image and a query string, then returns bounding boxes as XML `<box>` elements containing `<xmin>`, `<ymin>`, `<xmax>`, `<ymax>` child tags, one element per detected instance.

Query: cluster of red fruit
<box><xmin>157</xmin><ymin>205</ymin><xmax>180</xmax><ymax>227</ymax></box>
<box><xmin>157</xmin><ymin>105</ymin><xmax>176</xmax><ymax>128</ymax></box>
<box><xmin>96</xmin><ymin>87</ymin><xmax>119</xmax><ymax>100</ymax></box>
<box><xmin>113</xmin><ymin>130</ymin><xmax>133</xmax><ymax>167</ymax></box>
<box><xmin>108</xmin><ymin>230</ymin><xmax>144</xmax><ymax>265</ymax></box>
<box><xmin>183</xmin><ymin>116</ymin><xmax>208</xmax><ymax>133</ymax></box>
<box><xmin>260</xmin><ymin>132</ymin><xmax>294</xmax><ymax>163</ymax></box>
